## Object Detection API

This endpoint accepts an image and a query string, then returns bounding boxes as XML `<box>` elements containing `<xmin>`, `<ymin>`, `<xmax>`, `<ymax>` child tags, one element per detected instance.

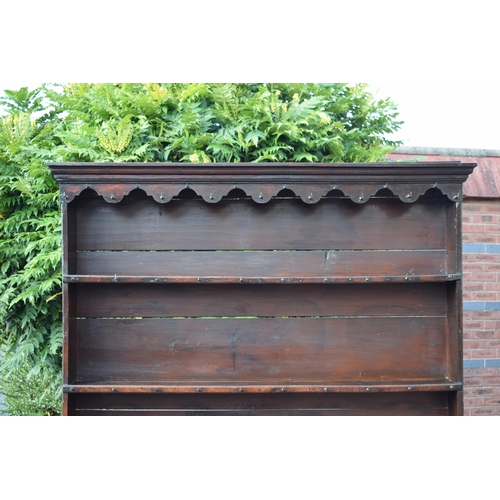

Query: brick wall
<box><xmin>462</xmin><ymin>199</ymin><xmax>500</xmax><ymax>415</ymax></box>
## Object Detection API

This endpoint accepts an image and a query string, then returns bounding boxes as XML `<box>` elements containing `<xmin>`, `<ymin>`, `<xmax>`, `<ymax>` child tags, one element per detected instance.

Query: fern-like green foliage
<box><xmin>44</xmin><ymin>83</ymin><xmax>402</xmax><ymax>163</ymax></box>
<box><xmin>0</xmin><ymin>83</ymin><xmax>402</xmax><ymax>415</ymax></box>
<box><xmin>96</xmin><ymin>116</ymin><xmax>134</xmax><ymax>154</ymax></box>
<box><xmin>0</xmin><ymin>87</ymin><xmax>63</xmax><ymax>411</ymax></box>
<box><xmin>0</xmin><ymin>347</ymin><xmax>61</xmax><ymax>415</ymax></box>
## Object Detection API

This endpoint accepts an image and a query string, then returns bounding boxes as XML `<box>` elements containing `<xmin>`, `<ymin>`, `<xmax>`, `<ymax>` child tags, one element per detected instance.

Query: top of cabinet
<box><xmin>48</xmin><ymin>161</ymin><xmax>477</xmax><ymax>205</ymax></box>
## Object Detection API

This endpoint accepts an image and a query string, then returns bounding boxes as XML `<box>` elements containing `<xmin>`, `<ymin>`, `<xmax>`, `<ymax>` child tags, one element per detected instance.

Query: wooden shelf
<box><xmin>52</xmin><ymin>161</ymin><xmax>474</xmax><ymax>415</ymax></box>
<box><xmin>64</xmin><ymin>381</ymin><xmax>462</xmax><ymax>394</ymax></box>
<box><xmin>64</xmin><ymin>274</ymin><xmax>462</xmax><ymax>284</ymax></box>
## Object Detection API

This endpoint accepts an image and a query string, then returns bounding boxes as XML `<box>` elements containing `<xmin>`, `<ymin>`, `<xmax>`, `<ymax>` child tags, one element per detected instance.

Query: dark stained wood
<box><xmin>74</xmin><ymin>409</ymin><xmax>449</xmax><ymax>415</ymax></box>
<box><xmin>69</xmin><ymin>391</ymin><xmax>449</xmax><ymax>416</ymax></box>
<box><xmin>64</xmin><ymin>381</ymin><xmax>462</xmax><ymax>393</ymax></box>
<box><xmin>447</xmin><ymin>281</ymin><xmax>462</xmax><ymax>384</ymax></box>
<box><xmin>65</xmin><ymin>274</ymin><xmax>461</xmax><ymax>284</ymax></box>
<box><xmin>62</xmin><ymin>283</ymin><xmax>70</xmax><ymax>386</ymax></box>
<box><xmin>61</xmin><ymin>201</ymin><xmax>76</xmax><ymax>275</ymax></box>
<box><xmin>74</xmin><ymin>197</ymin><xmax>447</xmax><ymax>251</ymax></box>
<box><xmin>445</xmin><ymin>198</ymin><xmax>459</xmax><ymax>275</ymax></box>
<box><xmin>74</xmin><ymin>317</ymin><xmax>447</xmax><ymax>383</ymax></box>
<box><xmin>62</xmin><ymin>393</ymin><xmax>69</xmax><ymax>416</ymax></box>
<box><xmin>47</xmin><ymin>161</ymin><xmax>477</xmax><ymax>205</ymax></box>
<box><xmin>449</xmin><ymin>390</ymin><xmax>464</xmax><ymax>416</ymax></box>
<box><xmin>75</xmin><ymin>282</ymin><xmax>447</xmax><ymax>318</ymax></box>
<box><xmin>444</xmin><ymin>198</ymin><xmax>464</xmax><ymax>414</ymax></box>
<box><xmin>62</xmin><ymin>283</ymin><xmax>78</xmax><ymax>386</ymax></box>
<box><xmin>76</xmin><ymin>249</ymin><xmax>450</xmax><ymax>279</ymax></box>
<box><xmin>50</xmin><ymin>162</ymin><xmax>474</xmax><ymax>416</ymax></box>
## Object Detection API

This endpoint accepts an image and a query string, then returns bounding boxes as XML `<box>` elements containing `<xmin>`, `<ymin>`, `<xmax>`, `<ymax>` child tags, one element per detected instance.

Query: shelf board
<box><xmin>64</xmin><ymin>381</ymin><xmax>462</xmax><ymax>394</ymax></box>
<box><xmin>64</xmin><ymin>274</ymin><xmax>462</xmax><ymax>284</ymax></box>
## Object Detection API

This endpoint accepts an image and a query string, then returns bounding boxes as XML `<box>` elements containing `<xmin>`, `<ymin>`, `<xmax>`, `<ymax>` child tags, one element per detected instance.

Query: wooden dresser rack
<box><xmin>49</xmin><ymin>161</ymin><xmax>476</xmax><ymax>415</ymax></box>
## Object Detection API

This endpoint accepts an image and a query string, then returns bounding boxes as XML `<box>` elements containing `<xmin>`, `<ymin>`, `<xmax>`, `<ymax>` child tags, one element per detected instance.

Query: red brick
<box><xmin>463</xmin><ymin>224</ymin><xmax>484</xmax><ymax>233</ymax></box>
<box><xmin>471</xmin><ymin>330</ymin><xmax>497</xmax><ymax>339</ymax></box>
<box><xmin>464</xmin><ymin>340</ymin><xmax>485</xmax><ymax>349</ymax></box>
<box><xmin>463</xmin><ymin>204</ymin><xmax>484</xmax><ymax>213</ymax></box>
<box><xmin>474</xmin><ymin>350</ymin><xmax>497</xmax><ymax>358</ymax></box>
<box><xmin>462</xmin><ymin>215</ymin><xmax>473</xmax><ymax>223</ymax></box>
<box><xmin>464</xmin><ymin>408</ymin><xmax>472</xmax><ymax>416</ymax></box>
<box><xmin>469</xmin><ymin>310</ymin><xmax>494</xmax><ymax>318</ymax></box>
<box><xmin>471</xmin><ymin>408</ymin><xmax>496</xmax><ymax>415</ymax></box>
<box><xmin>464</xmin><ymin>321</ymin><xmax>483</xmax><ymax>329</ymax></box>
<box><xmin>463</xmin><ymin>263</ymin><xmax>484</xmax><ymax>271</ymax></box>
<box><xmin>465</xmin><ymin>398</ymin><xmax>484</xmax><ymax>406</ymax></box>
<box><xmin>489</xmin><ymin>341</ymin><xmax>500</xmax><ymax>348</ymax></box>
<box><xmin>483</xmin><ymin>321</ymin><xmax>500</xmax><ymax>331</ymax></box>
<box><xmin>463</xmin><ymin>283</ymin><xmax>485</xmax><ymax>292</ymax></box>
<box><xmin>463</xmin><ymin>377</ymin><xmax>483</xmax><ymax>386</ymax></box>
<box><xmin>470</xmin><ymin>273</ymin><xmax>497</xmax><ymax>281</ymax></box>
<box><xmin>462</xmin><ymin>234</ymin><xmax>472</xmax><ymax>243</ymax></box>
<box><xmin>470</xmin><ymin>235</ymin><xmax>497</xmax><ymax>243</ymax></box>
<box><xmin>485</xmin><ymin>264</ymin><xmax>500</xmax><ymax>272</ymax></box>
<box><xmin>468</xmin><ymin>387</ymin><xmax>495</xmax><ymax>396</ymax></box>
<box><xmin>485</xmin><ymin>283</ymin><xmax>500</xmax><ymax>291</ymax></box>
<box><xmin>471</xmin><ymin>254</ymin><xmax>496</xmax><ymax>262</ymax></box>
<box><xmin>481</xmin><ymin>215</ymin><xmax>495</xmax><ymax>222</ymax></box>
<box><xmin>462</xmin><ymin>263</ymin><xmax>485</xmax><ymax>273</ymax></box>
<box><xmin>482</xmin><ymin>377</ymin><xmax>500</xmax><ymax>385</ymax></box>
<box><xmin>484</xmin><ymin>205</ymin><xmax>500</xmax><ymax>214</ymax></box>
<box><xmin>464</xmin><ymin>368</ymin><xmax>497</xmax><ymax>377</ymax></box>
<box><xmin>472</xmin><ymin>292</ymin><xmax>496</xmax><ymax>300</ymax></box>
<box><xmin>485</xmin><ymin>225</ymin><xmax>500</xmax><ymax>233</ymax></box>
<box><xmin>462</xmin><ymin>200</ymin><xmax>484</xmax><ymax>214</ymax></box>
<box><xmin>484</xmin><ymin>398</ymin><xmax>500</xmax><ymax>406</ymax></box>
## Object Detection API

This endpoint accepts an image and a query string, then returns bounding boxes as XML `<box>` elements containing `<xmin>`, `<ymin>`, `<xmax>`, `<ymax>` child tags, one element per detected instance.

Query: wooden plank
<box><xmin>61</xmin><ymin>202</ymin><xmax>76</xmax><ymax>275</ymax></box>
<box><xmin>72</xmin><ymin>391</ymin><xmax>449</xmax><ymax>416</ymax></box>
<box><xmin>76</xmin><ymin>249</ymin><xmax>449</xmax><ymax>278</ymax></box>
<box><xmin>74</xmin><ymin>317</ymin><xmax>448</xmax><ymax>383</ymax></box>
<box><xmin>447</xmin><ymin>281</ymin><xmax>462</xmax><ymax>384</ymax></box>
<box><xmin>74</xmin><ymin>197</ymin><xmax>447</xmax><ymax>251</ymax></box>
<box><xmin>65</xmin><ymin>275</ymin><xmax>461</xmax><ymax>284</ymax></box>
<box><xmin>64</xmin><ymin>382</ymin><xmax>462</xmax><ymax>393</ymax></box>
<box><xmin>445</xmin><ymin>197</ymin><xmax>459</xmax><ymax>274</ymax></box>
<box><xmin>75</xmin><ymin>282</ymin><xmax>447</xmax><ymax>318</ymax></box>
<box><xmin>62</xmin><ymin>393</ymin><xmax>70</xmax><ymax>416</ymax></box>
<box><xmin>448</xmin><ymin>390</ymin><xmax>464</xmax><ymax>416</ymax></box>
<box><xmin>75</xmin><ymin>408</ymin><xmax>449</xmax><ymax>415</ymax></box>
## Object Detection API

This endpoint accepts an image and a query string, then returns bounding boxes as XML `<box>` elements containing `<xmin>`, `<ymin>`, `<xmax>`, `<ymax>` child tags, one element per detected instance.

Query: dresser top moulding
<box><xmin>48</xmin><ymin>161</ymin><xmax>477</xmax><ymax>205</ymax></box>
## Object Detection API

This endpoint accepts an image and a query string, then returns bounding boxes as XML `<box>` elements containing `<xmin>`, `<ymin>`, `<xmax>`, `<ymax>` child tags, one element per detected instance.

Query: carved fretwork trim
<box><xmin>48</xmin><ymin>161</ymin><xmax>477</xmax><ymax>204</ymax></box>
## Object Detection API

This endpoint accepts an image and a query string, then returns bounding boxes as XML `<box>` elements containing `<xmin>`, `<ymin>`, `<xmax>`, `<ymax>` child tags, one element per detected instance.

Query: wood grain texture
<box><xmin>64</xmin><ymin>382</ymin><xmax>462</xmax><ymax>393</ymax></box>
<box><xmin>68</xmin><ymin>391</ymin><xmax>450</xmax><ymax>416</ymax></box>
<box><xmin>52</xmin><ymin>161</ymin><xmax>472</xmax><ymax>416</ymax></box>
<box><xmin>73</xmin><ymin>197</ymin><xmax>447</xmax><ymax>251</ymax></box>
<box><xmin>75</xmin><ymin>282</ymin><xmax>448</xmax><ymax>319</ymax></box>
<box><xmin>75</xmin><ymin>249</ymin><xmax>449</xmax><ymax>278</ymax></box>
<box><xmin>73</xmin><ymin>409</ymin><xmax>449</xmax><ymax>415</ymax></box>
<box><xmin>74</xmin><ymin>316</ymin><xmax>447</xmax><ymax>383</ymax></box>
<box><xmin>48</xmin><ymin>160</ymin><xmax>477</xmax><ymax>205</ymax></box>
